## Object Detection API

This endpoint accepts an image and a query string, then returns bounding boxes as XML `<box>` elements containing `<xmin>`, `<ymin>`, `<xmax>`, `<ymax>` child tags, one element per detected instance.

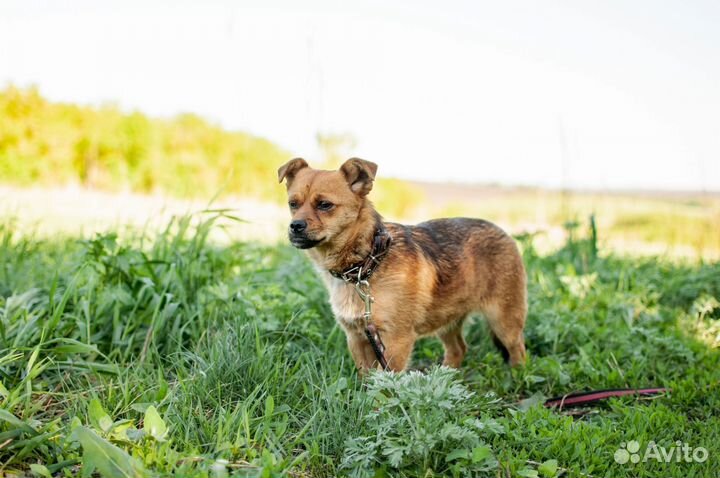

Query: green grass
<box><xmin>1</xmin><ymin>214</ymin><xmax>719</xmax><ymax>477</ymax></box>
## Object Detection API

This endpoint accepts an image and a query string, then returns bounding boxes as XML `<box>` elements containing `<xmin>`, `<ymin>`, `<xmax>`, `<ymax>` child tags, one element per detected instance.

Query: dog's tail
<box><xmin>491</xmin><ymin>332</ymin><xmax>510</xmax><ymax>363</ymax></box>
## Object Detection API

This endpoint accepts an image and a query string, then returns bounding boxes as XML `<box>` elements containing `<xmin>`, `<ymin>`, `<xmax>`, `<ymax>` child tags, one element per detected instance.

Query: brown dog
<box><xmin>278</xmin><ymin>157</ymin><xmax>527</xmax><ymax>372</ymax></box>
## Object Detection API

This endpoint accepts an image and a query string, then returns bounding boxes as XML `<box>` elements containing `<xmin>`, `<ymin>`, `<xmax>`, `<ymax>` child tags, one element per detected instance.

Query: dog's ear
<box><xmin>340</xmin><ymin>158</ymin><xmax>378</xmax><ymax>196</ymax></box>
<box><xmin>278</xmin><ymin>158</ymin><xmax>309</xmax><ymax>186</ymax></box>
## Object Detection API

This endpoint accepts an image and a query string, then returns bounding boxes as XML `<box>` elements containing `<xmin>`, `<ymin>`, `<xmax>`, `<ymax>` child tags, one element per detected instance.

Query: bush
<box><xmin>341</xmin><ymin>367</ymin><xmax>504</xmax><ymax>477</ymax></box>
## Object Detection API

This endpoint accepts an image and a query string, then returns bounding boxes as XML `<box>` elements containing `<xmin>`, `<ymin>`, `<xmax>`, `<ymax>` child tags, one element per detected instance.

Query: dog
<box><xmin>278</xmin><ymin>157</ymin><xmax>527</xmax><ymax>372</ymax></box>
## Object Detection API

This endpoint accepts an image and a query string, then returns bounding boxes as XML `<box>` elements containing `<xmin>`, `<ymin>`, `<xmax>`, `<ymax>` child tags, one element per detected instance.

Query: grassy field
<box><xmin>1</xmin><ymin>213</ymin><xmax>719</xmax><ymax>477</ymax></box>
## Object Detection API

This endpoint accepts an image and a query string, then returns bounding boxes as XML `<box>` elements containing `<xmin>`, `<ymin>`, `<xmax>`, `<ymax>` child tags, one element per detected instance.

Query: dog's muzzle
<box><xmin>288</xmin><ymin>220</ymin><xmax>324</xmax><ymax>249</ymax></box>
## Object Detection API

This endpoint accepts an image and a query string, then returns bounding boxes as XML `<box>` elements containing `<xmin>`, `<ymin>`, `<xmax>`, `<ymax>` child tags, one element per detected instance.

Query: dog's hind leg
<box><xmin>484</xmin><ymin>302</ymin><xmax>526</xmax><ymax>366</ymax></box>
<box><xmin>490</xmin><ymin>331</ymin><xmax>510</xmax><ymax>363</ymax></box>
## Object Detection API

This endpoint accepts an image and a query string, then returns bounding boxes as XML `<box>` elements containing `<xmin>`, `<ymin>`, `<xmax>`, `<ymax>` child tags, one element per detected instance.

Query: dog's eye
<box><xmin>288</xmin><ymin>200</ymin><xmax>299</xmax><ymax>209</ymax></box>
<box><xmin>316</xmin><ymin>200</ymin><xmax>334</xmax><ymax>211</ymax></box>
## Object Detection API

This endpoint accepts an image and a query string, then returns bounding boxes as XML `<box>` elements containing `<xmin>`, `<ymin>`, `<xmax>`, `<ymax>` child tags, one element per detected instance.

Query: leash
<box><xmin>355</xmin><ymin>280</ymin><xmax>389</xmax><ymax>370</ymax></box>
<box><xmin>330</xmin><ymin>227</ymin><xmax>392</xmax><ymax>371</ymax></box>
<box><xmin>544</xmin><ymin>387</ymin><xmax>669</xmax><ymax>409</ymax></box>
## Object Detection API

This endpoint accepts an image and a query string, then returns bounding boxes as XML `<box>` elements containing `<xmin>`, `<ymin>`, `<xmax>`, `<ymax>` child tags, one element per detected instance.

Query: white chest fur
<box><xmin>325</xmin><ymin>275</ymin><xmax>365</xmax><ymax>329</ymax></box>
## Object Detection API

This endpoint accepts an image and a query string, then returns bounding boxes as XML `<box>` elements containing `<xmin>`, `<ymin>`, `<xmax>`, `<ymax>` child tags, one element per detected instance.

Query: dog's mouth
<box><xmin>289</xmin><ymin>236</ymin><xmax>325</xmax><ymax>249</ymax></box>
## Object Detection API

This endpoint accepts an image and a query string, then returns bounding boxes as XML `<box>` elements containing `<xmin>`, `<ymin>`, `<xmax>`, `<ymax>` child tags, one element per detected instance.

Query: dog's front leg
<box><xmin>381</xmin><ymin>329</ymin><xmax>416</xmax><ymax>372</ymax></box>
<box><xmin>346</xmin><ymin>332</ymin><xmax>380</xmax><ymax>374</ymax></box>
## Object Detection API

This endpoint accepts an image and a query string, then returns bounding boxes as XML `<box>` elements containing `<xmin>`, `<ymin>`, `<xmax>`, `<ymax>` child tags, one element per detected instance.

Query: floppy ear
<box><xmin>340</xmin><ymin>158</ymin><xmax>378</xmax><ymax>197</ymax></box>
<box><xmin>277</xmin><ymin>158</ymin><xmax>309</xmax><ymax>186</ymax></box>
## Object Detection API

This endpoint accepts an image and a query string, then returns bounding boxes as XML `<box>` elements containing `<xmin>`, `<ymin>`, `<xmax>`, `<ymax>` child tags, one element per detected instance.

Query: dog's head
<box><xmin>277</xmin><ymin>157</ymin><xmax>378</xmax><ymax>249</ymax></box>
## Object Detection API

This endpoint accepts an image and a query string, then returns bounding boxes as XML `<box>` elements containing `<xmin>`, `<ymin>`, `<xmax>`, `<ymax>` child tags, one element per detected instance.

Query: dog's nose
<box><xmin>289</xmin><ymin>220</ymin><xmax>307</xmax><ymax>234</ymax></box>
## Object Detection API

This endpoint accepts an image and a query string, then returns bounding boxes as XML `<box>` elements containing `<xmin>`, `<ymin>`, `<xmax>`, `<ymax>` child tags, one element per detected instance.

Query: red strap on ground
<box><xmin>544</xmin><ymin>388</ymin><xmax>669</xmax><ymax>408</ymax></box>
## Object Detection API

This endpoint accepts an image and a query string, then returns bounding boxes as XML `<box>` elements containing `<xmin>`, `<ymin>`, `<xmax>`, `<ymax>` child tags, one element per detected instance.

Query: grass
<box><xmin>0</xmin><ymin>213</ymin><xmax>719</xmax><ymax>477</ymax></box>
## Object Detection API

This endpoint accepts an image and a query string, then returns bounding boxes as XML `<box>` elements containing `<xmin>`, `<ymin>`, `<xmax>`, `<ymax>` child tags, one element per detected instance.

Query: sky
<box><xmin>1</xmin><ymin>0</ymin><xmax>719</xmax><ymax>190</ymax></box>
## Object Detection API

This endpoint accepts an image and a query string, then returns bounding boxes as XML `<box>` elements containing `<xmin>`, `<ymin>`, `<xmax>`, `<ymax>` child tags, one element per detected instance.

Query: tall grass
<box><xmin>0</xmin><ymin>215</ymin><xmax>719</xmax><ymax>476</ymax></box>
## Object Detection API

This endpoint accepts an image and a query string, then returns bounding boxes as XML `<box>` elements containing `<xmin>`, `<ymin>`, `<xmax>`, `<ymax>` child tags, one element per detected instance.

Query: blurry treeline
<box><xmin>0</xmin><ymin>86</ymin><xmax>289</xmax><ymax>201</ymax></box>
<box><xmin>0</xmin><ymin>85</ymin><xmax>423</xmax><ymax>216</ymax></box>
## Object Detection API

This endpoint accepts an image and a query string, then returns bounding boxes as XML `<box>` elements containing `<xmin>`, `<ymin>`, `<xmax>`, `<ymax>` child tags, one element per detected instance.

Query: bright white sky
<box><xmin>1</xmin><ymin>0</ymin><xmax>719</xmax><ymax>190</ymax></box>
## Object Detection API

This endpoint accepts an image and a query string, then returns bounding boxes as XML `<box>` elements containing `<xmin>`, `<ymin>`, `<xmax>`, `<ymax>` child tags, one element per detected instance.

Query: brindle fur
<box><xmin>278</xmin><ymin>157</ymin><xmax>527</xmax><ymax>372</ymax></box>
